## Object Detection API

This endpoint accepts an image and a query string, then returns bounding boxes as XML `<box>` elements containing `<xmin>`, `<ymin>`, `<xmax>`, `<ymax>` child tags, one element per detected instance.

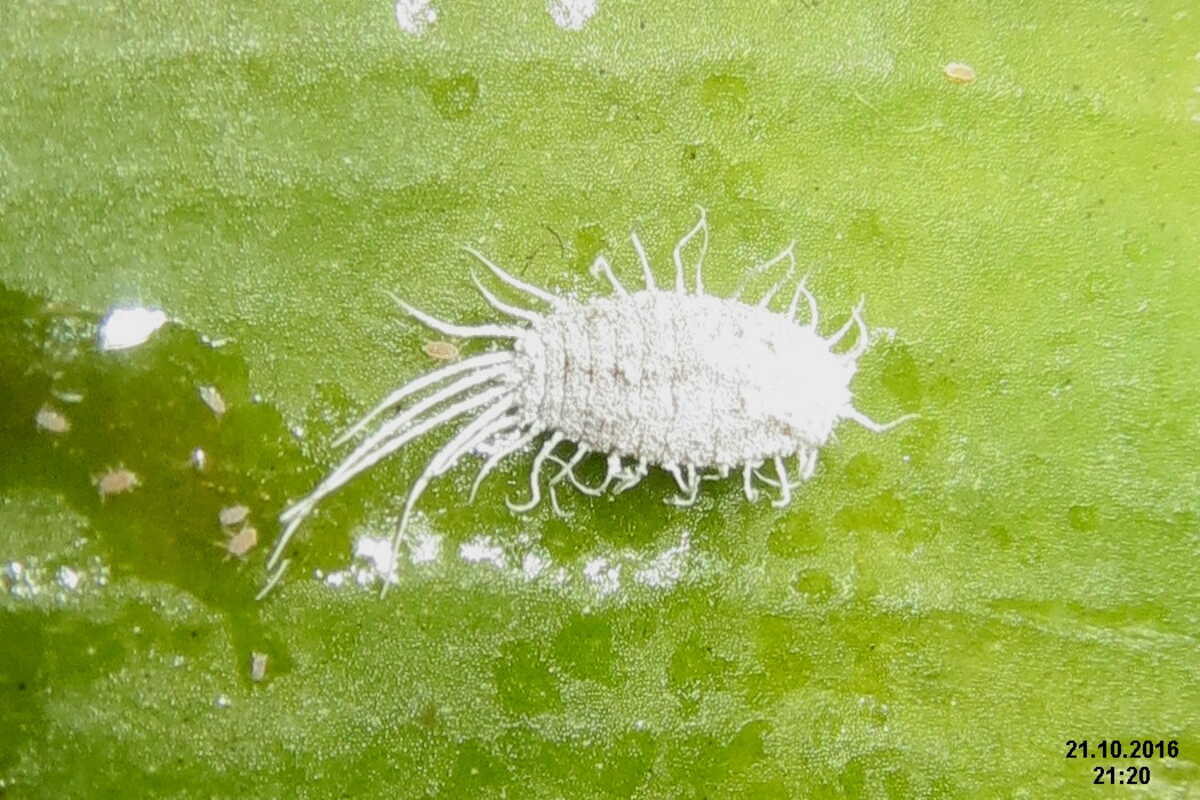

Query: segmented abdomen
<box><xmin>516</xmin><ymin>290</ymin><xmax>839</xmax><ymax>468</ymax></box>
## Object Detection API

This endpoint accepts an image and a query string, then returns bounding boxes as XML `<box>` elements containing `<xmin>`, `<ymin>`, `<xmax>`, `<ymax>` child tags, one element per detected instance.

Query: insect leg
<box><xmin>667</xmin><ymin>465</ymin><xmax>701</xmax><ymax>506</ymax></box>
<box><xmin>549</xmin><ymin>445</ymin><xmax>601</xmax><ymax>495</ymax></box>
<box><xmin>629</xmin><ymin>230</ymin><xmax>656</xmax><ymax>290</ymax></box>
<box><xmin>469</xmin><ymin>426</ymin><xmax>541</xmax><ymax>503</ymax></box>
<box><xmin>563</xmin><ymin>470</ymin><xmax>604</xmax><ymax>496</ymax></box>
<box><xmin>753</xmin><ymin>467</ymin><xmax>780</xmax><ymax>487</ymax></box>
<box><xmin>547</xmin><ymin>478</ymin><xmax>569</xmax><ymax>517</ymax></box>
<box><xmin>463</xmin><ymin>246</ymin><xmax>566</xmax><ymax>309</ymax></box>
<box><xmin>842</xmin><ymin>408</ymin><xmax>920</xmax><ymax>433</ymax></box>
<box><xmin>666</xmin><ymin>463</ymin><xmax>688</xmax><ymax>492</ymax></box>
<box><xmin>771</xmin><ymin>456</ymin><xmax>793</xmax><ymax>508</ymax></box>
<box><xmin>742</xmin><ymin>463</ymin><xmax>761</xmax><ymax>502</ymax></box>
<box><xmin>471</xmin><ymin>274</ymin><xmax>542</xmax><ymax>325</ymax></box>
<box><xmin>590</xmin><ymin>255</ymin><xmax>629</xmax><ymax>297</ymax></box>
<box><xmin>540</xmin><ymin>453</ymin><xmax>573</xmax><ymax>517</ymax></box>
<box><xmin>798</xmin><ymin>448</ymin><xmax>818</xmax><ymax>480</ymax></box>
<box><xmin>507</xmin><ymin>431</ymin><xmax>566</xmax><ymax>512</ymax></box>
<box><xmin>599</xmin><ymin>455</ymin><xmax>621</xmax><ymax>492</ymax></box>
<box><xmin>612</xmin><ymin>458</ymin><xmax>647</xmax><ymax>494</ymax></box>
<box><xmin>594</xmin><ymin>453</ymin><xmax>623</xmax><ymax>493</ymax></box>
<box><xmin>385</xmin><ymin>291</ymin><xmax>525</xmax><ymax>339</ymax></box>
<box><xmin>673</xmin><ymin>206</ymin><xmax>708</xmax><ymax>294</ymax></box>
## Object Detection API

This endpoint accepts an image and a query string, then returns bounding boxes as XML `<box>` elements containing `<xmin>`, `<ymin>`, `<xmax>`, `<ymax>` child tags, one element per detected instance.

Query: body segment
<box><xmin>520</xmin><ymin>291</ymin><xmax>854</xmax><ymax>467</ymax></box>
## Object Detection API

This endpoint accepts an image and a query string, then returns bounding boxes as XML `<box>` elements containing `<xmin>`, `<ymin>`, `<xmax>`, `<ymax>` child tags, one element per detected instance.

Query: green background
<box><xmin>2</xmin><ymin>0</ymin><xmax>1198</xmax><ymax>797</ymax></box>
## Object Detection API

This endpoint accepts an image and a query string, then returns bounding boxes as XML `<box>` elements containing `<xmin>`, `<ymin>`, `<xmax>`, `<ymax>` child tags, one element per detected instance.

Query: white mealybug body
<box><xmin>261</xmin><ymin>211</ymin><xmax>915</xmax><ymax>597</ymax></box>
<box><xmin>524</xmin><ymin>291</ymin><xmax>854</xmax><ymax>468</ymax></box>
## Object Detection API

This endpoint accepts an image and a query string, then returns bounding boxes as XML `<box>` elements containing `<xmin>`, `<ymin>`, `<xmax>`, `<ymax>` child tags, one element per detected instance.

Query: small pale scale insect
<box><xmin>95</xmin><ymin>467</ymin><xmax>139</xmax><ymax>501</ymax></box>
<box><xmin>220</xmin><ymin>525</ymin><xmax>258</xmax><ymax>560</ymax></box>
<box><xmin>218</xmin><ymin>504</ymin><xmax>251</xmax><ymax>527</ymax></box>
<box><xmin>35</xmin><ymin>405</ymin><xmax>71</xmax><ymax>434</ymax></box>
<box><xmin>199</xmin><ymin>385</ymin><xmax>227</xmax><ymax>417</ymax></box>
<box><xmin>423</xmin><ymin>340</ymin><xmax>461</xmax><ymax>361</ymax></box>
<box><xmin>249</xmin><ymin>651</ymin><xmax>269</xmax><ymax>682</ymax></box>
<box><xmin>261</xmin><ymin>211</ymin><xmax>916</xmax><ymax>596</ymax></box>
<box><xmin>944</xmin><ymin>62</ymin><xmax>977</xmax><ymax>84</ymax></box>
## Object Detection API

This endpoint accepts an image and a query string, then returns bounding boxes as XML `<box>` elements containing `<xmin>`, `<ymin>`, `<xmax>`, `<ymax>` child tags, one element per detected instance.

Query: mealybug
<box><xmin>262</xmin><ymin>210</ymin><xmax>915</xmax><ymax>596</ymax></box>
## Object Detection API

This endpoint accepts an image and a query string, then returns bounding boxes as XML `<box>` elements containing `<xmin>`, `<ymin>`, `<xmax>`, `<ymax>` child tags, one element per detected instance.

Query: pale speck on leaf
<box><xmin>354</xmin><ymin>535</ymin><xmax>398</xmax><ymax>579</ymax></box>
<box><xmin>408</xmin><ymin>528</ymin><xmax>442</xmax><ymax>564</ymax></box>
<box><xmin>459</xmin><ymin>536</ymin><xmax>506</xmax><ymax>569</ymax></box>
<box><xmin>51</xmin><ymin>389</ymin><xmax>84</xmax><ymax>404</ymax></box>
<box><xmin>35</xmin><ymin>405</ymin><xmax>70</xmax><ymax>434</ymax></box>
<box><xmin>57</xmin><ymin>566</ymin><xmax>81</xmax><ymax>591</ymax></box>
<box><xmin>218</xmin><ymin>504</ymin><xmax>250</xmax><ymax>527</ymax></box>
<box><xmin>395</xmin><ymin>0</ymin><xmax>436</xmax><ymax>36</ymax></box>
<box><xmin>423</xmin><ymin>340</ymin><xmax>460</xmax><ymax>361</ymax></box>
<box><xmin>944</xmin><ymin>61</ymin><xmax>977</xmax><ymax>84</ymax></box>
<box><xmin>250</xmin><ymin>651</ymin><xmax>268</xmax><ymax>682</ymax></box>
<box><xmin>95</xmin><ymin>468</ymin><xmax>139</xmax><ymax>500</ymax></box>
<box><xmin>199</xmin><ymin>385</ymin><xmax>227</xmax><ymax>417</ymax></box>
<box><xmin>583</xmin><ymin>556</ymin><xmax>621</xmax><ymax>597</ymax></box>
<box><xmin>521</xmin><ymin>552</ymin><xmax>549</xmax><ymax>580</ymax></box>
<box><xmin>633</xmin><ymin>531</ymin><xmax>691</xmax><ymax>589</ymax></box>
<box><xmin>548</xmin><ymin>0</ymin><xmax>598</xmax><ymax>30</ymax></box>
<box><xmin>98</xmin><ymin>307</ymin><xmax>168</xmax><ymax>351</ymax></box>
<box><xmin>220</xmin><ymin>525</ymin><xmax>258</xmax><ymax>559</ymax></box>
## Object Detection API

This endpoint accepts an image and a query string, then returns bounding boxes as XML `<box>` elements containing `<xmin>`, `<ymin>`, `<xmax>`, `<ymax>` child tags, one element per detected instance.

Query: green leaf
<box><xmin>2</xmin><ymin>0</ymin><xmax>1198</xmax><ymax>797</ymax></box>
